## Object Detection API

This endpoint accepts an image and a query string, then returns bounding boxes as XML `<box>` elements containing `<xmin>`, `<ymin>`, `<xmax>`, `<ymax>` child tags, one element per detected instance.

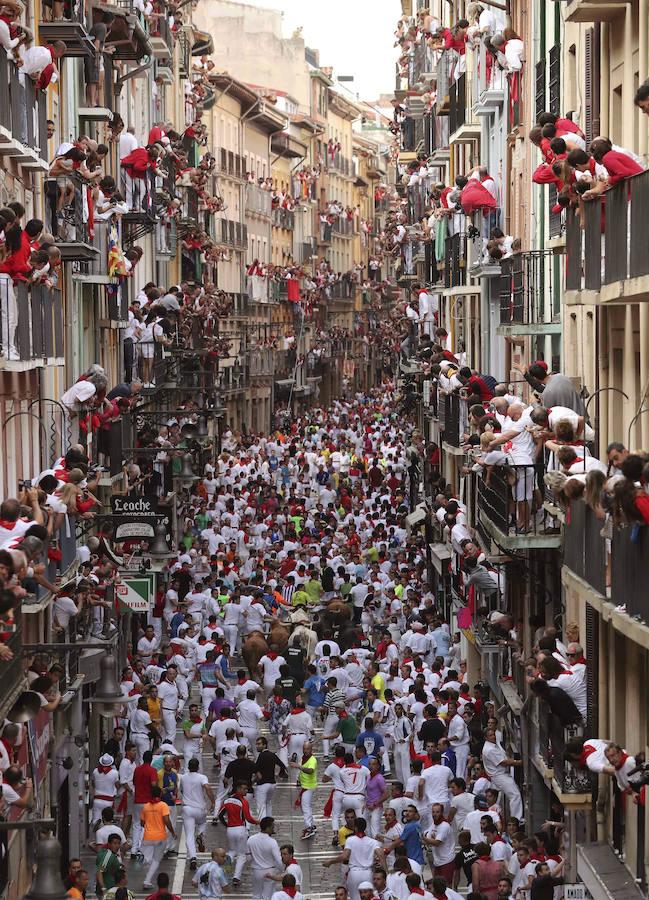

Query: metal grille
<box><xmin>583</xmin><ymin>200</ymin><xmax>602</xmax><ymax>290</ymax></box>
<box><xmin>630</xmin><ymin>171</ymin><xmax>649</xmax><ymax>279</ymax></box>
<box><xmin>565</xmin><ymin>208</ymin><xmax>582</xmax><ymax>290</ymax></box>
<box><xmin>584</xmin><ymin>29</ymin><xmax>594</xmax><ymax>142</ymax></box>
<box><xmin>604</xmin><ymin>183</ymin><xmax>628</xmax><ymax>284</ymax></box>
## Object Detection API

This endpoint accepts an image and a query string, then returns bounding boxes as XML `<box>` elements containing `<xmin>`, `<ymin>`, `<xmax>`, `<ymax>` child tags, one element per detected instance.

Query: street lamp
<box><xmin>24</xmin><ymin>836</ymin><xmax>68</xmax><ymax>900</ymax></box>
<box><xmin>86</xmin><ymin>652</ymin><xmax>130</xmax><ymax>718</ymax></box>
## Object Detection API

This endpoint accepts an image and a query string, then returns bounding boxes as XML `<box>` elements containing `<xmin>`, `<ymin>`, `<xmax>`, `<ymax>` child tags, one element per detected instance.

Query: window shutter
<box><xmin>584</xmin><ymin>28</ymin><xmax>593</xmax><ymax>142</ymax></box>
<box><xmin>535</xmin><ymin>59</ymin><xmax>546</xmax><ymax>121</ymax></box>
<box><xmin>549</xmin><ymin>44</ymin><xmax>561</xmax><ymax>115</ymax></box>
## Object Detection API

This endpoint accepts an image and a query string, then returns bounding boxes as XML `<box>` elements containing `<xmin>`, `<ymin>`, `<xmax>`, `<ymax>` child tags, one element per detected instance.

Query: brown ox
<box><xmin>242</xmin><ymin>630</ymin><xmax>269</xmax><ymax>676</ymax></box>
<box><xmin>268</xmin><ymin>620</ymin><xmax>289</xmax><ymax>653</ymax></box>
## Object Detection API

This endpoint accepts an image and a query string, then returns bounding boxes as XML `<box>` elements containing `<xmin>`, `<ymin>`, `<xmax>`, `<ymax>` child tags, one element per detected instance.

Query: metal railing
<box><xmin>332</xmin><ymin>217</ymin><xmax>353</xmax><ymax>237</ymax></box>
<box><xmin>562</xmin><ymin>500</ymin><xmax>607</xmax><ymax>596</ymax></box>
<box><xmin>245</xmin><ymin>184</ymin><xmax>272</xmax><ymax>217</ymax></box>
<box><xmin>0</xmin><ymin>53</ymin><xmax>49</xmax><ymax>160</ymax></box>
<box><xmin>250</xmin><ymin>348</ymin><xmax>274</xmax><ymax>376</ymax></box>
<box><xmin>0</xmin><ymin>277</ymin><xmax>64</xmax><ymax>363</ymax></box>
<box><xmin>246</xmin><ymin>274</ymin><xmax>270</xmax><ymax>303</ymax></box>
<box><xmin>326</xmin><ymin>151</ymin><xmax>352</xmax><ymax>177</ymax></box>
<box><xmin>319</xmin><ymin>221</ymin><xmax>333</xmax><ymax>243</ymax></box>
<box><xmin>472</xmin><ymin>39</ymin><xmax>505</xmax><ymax>106</ymax></box>
<box><xmin>444</xmin><ymin>232</ymin><xmax>466</xmax><ymax>288</ymax></box>
<box><xmin>611</xmin><ymin>524</ymin><xmax>649</xmax><ymax>620</ymax></box>
<box><xmin>477</xmin><ymin>463</ymin><xmax>555</xmax><ymax>536</ymax></box>
<box><xmin>435</xmin><ymin>51</ymin><xmax>452</xmax><ymax>113</ymax></box>
<box><xmin>566</xmin><ymin>173</ymin><xmax>649</xmax><ymax>290</ymax></box>
<box><xmin>271</xmin><ymin>207</ymin><xmax>295</xmax><ymax>230</ymax></box>
<box><xmin>148</xmin><ymin>6</ymin><xmax>173</xmax><ymax>53</ymax></box>
<box><xmin>499</xmin><ymin>250</ymin><xmax>555</xmax><ymax>327</ymax></box>
<box><xmin>438</xmin><ymin>392</ymin><xmax>468</xmax><ymax>447</ymax></box>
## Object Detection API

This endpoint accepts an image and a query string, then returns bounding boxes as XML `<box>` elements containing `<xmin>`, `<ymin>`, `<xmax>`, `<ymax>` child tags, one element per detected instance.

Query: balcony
<box><xmin>444</xmin><ymin>232</ymin><xmax>467</xmax><ymax>289</ymax></box>
<box><xmin>178</xmin><ymin>183</ymin><xmax>199</xmax><ymax>228</ymax></box>
<box><xmin>332</xmin><ymin>216</ymin><xmax>353</xmax><ymax>237</ymax></box>
<box><xmin>562</xmin><ymin>499</ymin><xmax>607</xmax><ymax>596</ymax></box>
<box><xmin>477</xmin><ymin>464</ymin><xmax>562</xmax><ymax>549</ymax></box>
<box><xmin>272</xmin><ymin>207</ymin><xmax>295</xmax><ymax>230</ymax></box>
<box><xmin>219</xmin><ymin>361</ymin><xmax>249</xmax><ymax>394</ymax></box>
<box><xmin>39</xmin><ymin>0</ymin><xmax>93</xmax><ymax>55</ymax></box>
<box><xmin>435</xmin><ymin>52</ymin><xmax>452</xmax><ymax>115</ymax></box>
<box><xmin>565</xmin><ymin>172</ymin><xmax>649</xmax><ymax>302</ymax></box>
<box><xmin>247</xmin><ymin>274</ymin><xmax>271</xmax><ymax>303</ymax></box>
<box><xmin>93</xmin><ymin>5</ymin><xmax>150</xmax><ymax>63</ymax></box>
<box><xmin>327</xmin><ymin>151</ymin><xmax>353</xmax><ymax>178</ymax></box>
<box><xmin>558</xmin><ymin>0</ymin><xmax>629</xmax><ymax>22</ymax></box>
<box><xmin>319</xmin><ymin>221</ymin><xmax>333</xmax><ymax>245</ymax></box>
<box><xmin>218</xmin><ymin>218</ymin><xmax>247</xmax><ymax>250</ymax></box>
<box><xmin>245</xmin><ymin>185</ymin><xmax>272</xmax><ymax>219</ymax></box>
<box><xmin>0</xmin><ymin>277</ymin><xmax>64</xmax><ymax>369</ymax></box>
<box><xmin>250</xmin><ymin>347</ymin><xmax>274</xmax><ymax>377</ymax></box>
<box><xmin>438</xmin><ymin>392</ymin><xmax>468</xmax><ymax>452</ymax></box>
<box><xmin>155</xmin><ymin>217</ymin><xmax>178</xmax><ymax>259</ymax></box>
<box><xmin>0</xmin><ymin>55</ymin><xmax>49</xmax><ymax>170</ymax></box>
<box><xmin>299</xmin><ymin>239</ymin><xmax>317</xmax><ymax>264</ymax></box>
<box><xmin>472</xmin><ymin>41</ymin><xmax>506</xmax><ymax>116</ymax></box>
<box><xmin>217</xmin><ymin>147</ymin><xmax>246</xmax><ymax>180</ymax></box>
<box><xmin>449</xmin><ymin>72</ymin><xmax>481</xmax><ymax>143</ymax></box>
<box><xmin>45</xmin><ymin>174</ymin><xmax>100</xmax><ymax>261</ymax></box>
<box><xmin>147</xmin><ymin>5</ymin><xmax>174</xmax><ymax>57</ymax></box>
<box><xmin>329</xmin><ymin>280</ymin><xmax>354</xmax><ymax>301</ymax></box>
<box><xmin>496</xmin><ymin>250</ymin><xmax>561</xmax><ymax>336</ymax></box>
<box><xmin>411</xmin><ymin>40</ymin><xmax>436</xmax><ymax>87</ymax></box>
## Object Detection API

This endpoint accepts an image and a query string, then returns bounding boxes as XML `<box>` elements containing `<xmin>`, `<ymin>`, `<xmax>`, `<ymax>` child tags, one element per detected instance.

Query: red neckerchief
<box><xmin>98</xmin><ymin>765</ymin><xmax>114</xmax><ymax>774</ymax></box>
<box><xmin>190</xmin><ymin>715</ymin><xmax>202</xmax><ymax>724</ymax></box>
<box><xmin>492</xmin><ymin>836</ymin><xmax>504</xmax><ymax>843</ymax></box>
<box><xmin>479</xmin><ymin>854</ymin><xmax>491</xmax><ymax>861</ymax></box>
<box><xmin>338</xmin><ymin>710</ymin><xmax>348</xmax><ymax>719</ymax></box>
<box><xmin>0</xmin><ymin>520</ymin><xmax>16</xmax><ymax>530</ymax></box>
<box><xmin>238</xmin><ymin>677</ymin><xmax>247</xmax><ymax>685</ymax></box>
<box><xmin>410</xmin><ymin>889</ymin><xmax>425</xmax><ymax>896</ymax></box>
<box><xmin>578</xmin><ymin>744</ymin><xmax>598</xmax><ymax>767</ymax></box>
<box><xmin>547</xmin><ymin>854</ymin><xmax>563</xmax><ymax>863</ymax></box>
<box><xmin>288</xmin><ymin>858</ymin><xmax>298</xmax><ymax>865</ymax></box>
<box><xmin>272</xmin><ymin>694</ymin><xmax>283</xmax><ymax>704</ymax></box>
<box><xmin>614</xmin><ymin>752</ymin><xmax>629</xmax><ymax>770</ymax></box>
<box><xmin>291</xmin><ymin>708</ymin><xmax>305</xmax><ymax>715</ymax></box>
<box><xmin>283</xmin><ymin>889</ymin><xmax>298</xmax><ymax>898</ymax></box>
<box><xmin>571</xmin><ymin>655</ymin><xmax>587</xmax><ymax>665</ymax></box>
<box><xmin>267</xmin><ymin>651</ymin><xmax>278</xmax><ymax>661</ymax></box>
<box><xmin>333</xmin><ymin>756</ymin><xmax>345</xmax><ymax>768</ymax></box>
<box><xmin>531</xmin><ymin>852</ymin><xmax>547</xmax><ymax>862</ymax></box>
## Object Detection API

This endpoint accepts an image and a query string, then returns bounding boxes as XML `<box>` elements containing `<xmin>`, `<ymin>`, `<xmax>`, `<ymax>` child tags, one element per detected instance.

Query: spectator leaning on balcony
<box><xmin>18</xmin><ymin>41</ymin><xmax>65</xmax><ymax>89</ymax></box>
<box><xmin>577</xmin><ymin>138</ymin><xmax>645</xmax><ymax>198</ymax></box>
<box><xmin>563</xmin><ymin>738</ymin><xmax>640</xmax><ymax>791</ymax></box>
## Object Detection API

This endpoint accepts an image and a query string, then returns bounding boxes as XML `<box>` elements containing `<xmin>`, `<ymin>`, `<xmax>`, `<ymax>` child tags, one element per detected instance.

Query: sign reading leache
<box><xmin>104</xmin><ymin>495</ymin><xmax>172</xmax><ymax>548</ymax></box>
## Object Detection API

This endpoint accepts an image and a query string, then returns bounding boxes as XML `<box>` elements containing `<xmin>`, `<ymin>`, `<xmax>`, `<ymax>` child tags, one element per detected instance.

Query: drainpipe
<box><xmin>623</xmin><ymin>6</ymin><xmax>634</xmax><ymax>149</ymax></box>
<box><xmin>115</xmin><ymin>56</ymin><xmax>153</xmax><ymax>92</ymax></box>
<box><xmin>640</xmin><ymin>0</ymin><xmax>648</xmax><ymax>160</ymax></box>
<box><xmin>600</xmin><ymin>24</ymin><xmax>610</xmax><ymax>135</ymax></box>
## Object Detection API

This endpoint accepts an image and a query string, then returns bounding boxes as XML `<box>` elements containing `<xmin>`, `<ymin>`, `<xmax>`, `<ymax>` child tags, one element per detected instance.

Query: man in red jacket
<box><xmin>121</xmin><ymin>144</ymin><xmax>162</xmax><ymax>209</ymax></box>
<box><xmin>583</xmin><ymin>138</ymin><xmax>644</xmax><ymax>196</ymax></box>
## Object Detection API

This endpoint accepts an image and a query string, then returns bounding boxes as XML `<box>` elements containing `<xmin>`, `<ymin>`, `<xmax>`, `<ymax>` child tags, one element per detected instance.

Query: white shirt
<box><xmin>180</xmin><ymin>771</ymin><xmax>209</xmax><ymax>809</ymax></box>
<box><xmin>246</xmin><ymin>831</ymin><xmax>283</xmax><ymax>870</ymax></box>
<box><xmin>421</xmin><ymin>763</ymin><xmax>452</xmax><ymax>804</ymax></box>
<box><xmin>426</xmin><ymin>820</ymin><xmax>455</xmax><ymax>866</ymax></box>
<box><xmin>339</xmin><ymin>764</ymin><xmax>369</xmax><ymax>795</ymax></box>
<box><xmin>449</xmin><ymin>791</ymin><xmax>475</xmax><ymax>830</ymax></box>
<box><xmin>258</xmin><ymin>654</ymin><xmax>286</xmax><ymax>686</ymax></box>
<box><xmin>464</xmin><ymin>808</ymin><xmax>499</xmax><ymax>844</ymax></box>
<box><xmin>158</xmin><ymin>678</ymin><xmax>180</xmax><ymax>711</ymax></box>
<box><xmin>237</xmin><ymin>698</ymin><xmax>264</xmax><ymax>729</ymax></box>
<box><xmin>345</xmin><ymin>834</ymin><xmax>380</xmax><ymax>868</ymax></box>
<box><xmin>53</xmin><ymin>595</ymin><xmax>78</xmax><ymax>629</ymax></box>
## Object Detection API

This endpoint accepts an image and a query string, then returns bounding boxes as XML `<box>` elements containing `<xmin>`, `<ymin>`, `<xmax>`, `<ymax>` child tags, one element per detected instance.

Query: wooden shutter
<box><xmin>584</xmin><ymin>28</ymin><xmax>594</xmax><ymax>142</ymax></box>
<box><xmin>549</xmin><ymin>44</ymin><xmax>561</xmax><ymax>115</ymax></box>
<box><xmin>585</xmin><ymin>604</ymin><xmax>599</xmax><ymax>737</ymax></box>
<box><xmin>535</xmin><ymin>59</ymin><xmax>546</xmax><ymax>120</ymax></box>
<box><xmin>592</xmin><ymin>25</ymin><xmax>601</xmax><ymax>138</ymax></box>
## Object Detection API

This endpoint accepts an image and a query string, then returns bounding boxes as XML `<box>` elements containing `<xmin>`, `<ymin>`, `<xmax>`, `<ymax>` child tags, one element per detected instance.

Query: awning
<box><xmin>192</xmin><ymin>29</ymin><xmax>214</xmax><ymax>56</ymax></box>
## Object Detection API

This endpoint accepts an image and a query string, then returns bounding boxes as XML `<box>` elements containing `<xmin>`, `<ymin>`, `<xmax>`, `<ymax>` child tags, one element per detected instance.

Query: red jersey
<box><xmin>220</xmin><ymin>794</ymin><xmax>257</xmax><ymax>827</ymax></box>
<box><xmin>133</xmin><ymin>763</ymin><xmax>158</xmax><ymax>804</ymax></box>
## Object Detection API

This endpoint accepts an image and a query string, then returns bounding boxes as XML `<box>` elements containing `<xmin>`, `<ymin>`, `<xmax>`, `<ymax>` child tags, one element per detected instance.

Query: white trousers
<box><xmin>201</xmin><ymin>687</ymin><xmax>217</xmax><ymax>717</ymax></box>
<box><xmin>348</xmin><ymin>867</ymin><xmax>373</xmax><ymax>900</ymax></box>
<box><xmin>165</xmin><ymin>805</ymin><xmax>178</xmax><ymax>851</ymax></box>
<box><xmin>132</xmin><ymin>803</ymin><xmax>145</xmax><ymax>852</ymax></box>
<box><xmin>330</xmin><ymin>788</ymin><xmax>343</xmax><ymax>832</ymax></box>
<box><xmin>341</xmin><ymin>794</ymin><xmax>365</xmax><ymax>819</ymax></box>
<box><xmin>368</xmin><ymin>805</ymin><xmax>383</xmax><ymax>837</ymax></box>
<box><xmin>300</xmin><ymin>788</ymin><xmax>314</xmax><ymax>828</ymax></box>
<box><xmin>142</xmin><ymin>839</ymin><xmax>165</xmax><ymax>884</ymax></box>
<box><xmin>287</xmin><ymin>733</ymin><xmax>307</xmax><ymax>761</ymax></box>
<box><xmin>227</xmin><ymin>825</ymin><xmax>248</xmax><ymax>880</ymax></box>
<box><xmin>490</xmin><ymin>772</ymin><xmax>524</xmax><ymax>820</ymax></box>
<box><xmin>454</xmin><ymin>744</ymin><xmax>470</xmax><ymax>780</ymax></box>
<box><xmin>394</xmin><ymin>742</ymin><xmax>411</xmax><ymax>786</ymax></box>
<box><xmin>241</xmin><ymin>726</ymin><xmax>259</xmax><ymax>750</ymax></box>
<box><xmin>91</xmin><ymin>798</ymin><xmax>113</xmax><ymax>825</ymax></box>
<box><xmin>162</xmin><ymin>708</ymin><xmax>178</xmax><ymax>742</ymax></box>
<box><xmin>183</xmin><ymin>805</ymin><xmax>206</xmax><ymax>859</ymax></box>
<box><xmin>322</xmin><ymin>712</ymin><xmax>339</xmax><ymax>755</ymax></box>
<box><xmin>254</xmin><ymin>782</ymin><xmax>276</xmax><ymax>819</ymax></box>
<box><xmin>132</xmin><ymin>733</ymin><xmax>151</xmax><ymax>765</ymax></box>
<box><xmin>223</xmin><ymin>624</ymin><xmax>238</xmax><ymax>652</ymax></box>
<box><xmin>251</xmin><ymin>868</ymin><xmax>275</xmax><ymax>900</ymax></box>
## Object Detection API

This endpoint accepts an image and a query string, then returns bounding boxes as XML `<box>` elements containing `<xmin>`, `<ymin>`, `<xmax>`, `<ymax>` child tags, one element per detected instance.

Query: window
<box><xmin>548</xmin><ymin>44</ymin><xmax>560</xmax><ymax>115</ymax></box>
